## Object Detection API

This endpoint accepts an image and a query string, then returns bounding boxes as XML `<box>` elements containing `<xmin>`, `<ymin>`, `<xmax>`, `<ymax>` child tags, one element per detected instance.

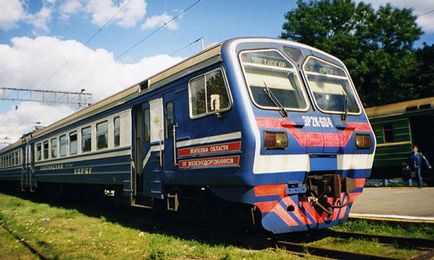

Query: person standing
<box><xmin>407</xmin><ymin>145</ymin><xmax>432</xmax><ymax>188</ymax></box>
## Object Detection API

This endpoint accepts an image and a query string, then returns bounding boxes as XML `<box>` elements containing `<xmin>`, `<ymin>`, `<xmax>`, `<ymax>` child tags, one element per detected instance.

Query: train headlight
<box><xmin>264</xmin><ymin>131</ymin><xmax>288</xmax><ymax>150</ymax></box>
<box><xmin>355</xmin><ymin>134</ymin><xmax>372</xmax><ymax>149</ymax></box>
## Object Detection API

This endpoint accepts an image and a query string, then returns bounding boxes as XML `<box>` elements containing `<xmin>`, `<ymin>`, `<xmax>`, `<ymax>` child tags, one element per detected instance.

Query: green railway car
<box><xmin>366</xmin><ymin>97</ymin><xmax>434</xmax><ymax>185</ymax></box>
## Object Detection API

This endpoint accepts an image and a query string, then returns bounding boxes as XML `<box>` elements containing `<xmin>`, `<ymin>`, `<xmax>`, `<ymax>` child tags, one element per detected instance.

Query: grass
<box><xmin>0</xmin><ymin>192</ymin><xmax>297</xmax><ymax>259</ymax></box>
<box><xmin>0</xmin><ymin>191</ymin><xmax>433</xmax><ymax>259</ymax></box>
<box><xmin>0</xmin><ymin>226</ymin><xmax>36</xmax><ymax>260</ymax></box>
<box><xmin>331</xmin><ymin>219</ymin><xmax>434</xmax><ymax>239</ymax></box>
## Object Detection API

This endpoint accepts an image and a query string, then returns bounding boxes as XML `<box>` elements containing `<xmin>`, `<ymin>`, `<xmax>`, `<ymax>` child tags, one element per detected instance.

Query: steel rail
<box><xmin>329</xmin><ymin>230</ymin><xmax>434</xmax><ymax>249</ymax></box>
<box><xmin>277</xmin><ymin>240</ymin><xmax>398</xmax><ymax>260</ymax></box>
<box><xmin>0</xmin><ymin>223</ymin><xmax>49</xmax><ymax>260</ymax></box>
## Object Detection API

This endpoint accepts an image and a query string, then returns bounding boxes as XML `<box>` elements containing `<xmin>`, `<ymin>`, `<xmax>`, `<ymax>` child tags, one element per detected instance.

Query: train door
<box><xmin>163</xmin><ymin>92</ymin><xmax>177</xmax><ymax>172</ymax></box>
<box><xmin>132</xmin><ymin>105</ymin><xmax>145</xmax><ymax>204</ymax></box>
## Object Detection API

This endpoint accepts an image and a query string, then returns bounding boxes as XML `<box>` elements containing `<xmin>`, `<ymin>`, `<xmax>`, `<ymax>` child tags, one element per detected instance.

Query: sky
<box><xmin>0</xmin><ymin>0</ymin><xmax>433</xmax><ymax>147</ymax></box>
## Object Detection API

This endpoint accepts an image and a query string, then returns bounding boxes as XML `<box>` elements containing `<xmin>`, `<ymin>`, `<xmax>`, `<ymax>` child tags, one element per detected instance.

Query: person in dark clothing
<box><xmin>407</xmin><ymin>145</ymin><xmax>432</xmax><ymax>188</ymax></box>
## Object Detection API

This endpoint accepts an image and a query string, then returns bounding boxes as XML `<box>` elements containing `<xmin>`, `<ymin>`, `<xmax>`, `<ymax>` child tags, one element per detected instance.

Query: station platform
<box><xmin>350</xmin><ymin>187</ymin><xmax>434</xmax><ymax>223</ymax></box>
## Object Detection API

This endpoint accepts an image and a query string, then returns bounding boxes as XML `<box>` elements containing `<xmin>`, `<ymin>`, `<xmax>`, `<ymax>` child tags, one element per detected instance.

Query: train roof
<box><xmin>365</xmin><ymin>96</ymin><xmax>434</xmax><ymax>119</ymax></box>
<box><xmin>0</xmin><ymin>42</ymin><xmax>224</xmax><ymax>152</ymax></box>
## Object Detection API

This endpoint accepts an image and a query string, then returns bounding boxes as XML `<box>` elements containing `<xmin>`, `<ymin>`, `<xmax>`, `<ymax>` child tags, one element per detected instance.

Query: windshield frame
<box><xmin>302</xmin><ymin>56</ymin><xmax>362</xmax><ymax>116</ymax></box>
<box><xmin>239</xmin><ymin>48</ymin><xmax>310</xmax><ymax>112</ymax></box>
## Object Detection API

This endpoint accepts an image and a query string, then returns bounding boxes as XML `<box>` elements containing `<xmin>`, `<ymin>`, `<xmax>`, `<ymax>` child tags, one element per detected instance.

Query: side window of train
<box><xmin>36</xmin><ymin>143</ymin><xmax>42</xmax><ymax>161</ymax></box>
<box><xmin>165</xmin><ymin>102</ymin><xmax>174</xmax><ymax>139</ymax></box>
<box><xmin>43</xmin><ymin>141</ymin><xmax>49</xmax><ymax>160</ymax></box>
<box><xmin>144</xmin><ymin>108</ymin><xmax>150</xmax><ymax>142</ymax></box>
<box><xmin>189</xmin><ymin>68</ymin><xmax>231</xmax><ymax>118</ymax></box>
<box><xmin>60</xmin><ymin>135</ymin><xmax>67</xmax><ymax>157</ymax></box>
<box><xmin>82</xmin><ymin>126</ymin><xmax>92</xmax><ymax>152</ymax></box>
<box><xmin>51</xmin><ymin>138</ymin><xmax>58</xmax><ymax>158</ymax></box>
<box><xmin>97</xmin><ymin>121</ymin><xmax>108</xmax><ymax>150</ymax></box>
<box><xmin>70</xmin><ymin>131</ymin><xmax>78</xmax><ymax>155</ymax></box>
<box><xmin>114</xmin><ymin>117</ymin><xmax>120</xmax><ymax>147</ymax></box>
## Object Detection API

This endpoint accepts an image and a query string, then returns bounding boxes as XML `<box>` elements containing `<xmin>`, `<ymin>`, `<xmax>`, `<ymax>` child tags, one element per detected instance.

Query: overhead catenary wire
<box><xmin>34</xmin><ymin>0</ymin><xmax>134</xmax><ymax>91</ymax></box>
<box><xmin>3</xmin><ymin>0</ymin><xmax>203</xmax><ymax>142</ymax></box>
<box><xmin>115</xmin><ymin>0</ymin><xmax>201</xmax><ymax>60</ymax></box>
<box><xmin>8</xmin><ymin>0</ymin><xmax>136</xmax><ymax>132</ymax></box>
<box><xmin>74</xmin><ymin>0</ymin><xmax>202</xmax><ymax>90</ymax></box>
<box><xmin>170</xmin><ymin>37</ymin><xmax>204</xmax><ymax>56</ymax></box>
<box><xmin>418</xmin><ymin>9</ymin><xmax>434</xmax><ymax>17</ymax></box>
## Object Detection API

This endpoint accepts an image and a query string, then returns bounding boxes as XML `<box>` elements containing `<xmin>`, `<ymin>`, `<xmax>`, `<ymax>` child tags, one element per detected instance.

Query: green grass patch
<box><xmin>331</xmin><ymin>219</ymin><xmax>434</xmax><ymax>239</ymax></box>
<box><xmin>0</xmin><ymin>192</ymin><xmax>297</xmax><ymax>259</ymax></box>
<box><xmin>309</xmin><ymin>236</ymin><xmax>420</xmax><ymax>259</ymax></box>
<box><xmin>1</xmin><ymin>191</ymin><xmax>433</xmax><ymax>259</ymax></box>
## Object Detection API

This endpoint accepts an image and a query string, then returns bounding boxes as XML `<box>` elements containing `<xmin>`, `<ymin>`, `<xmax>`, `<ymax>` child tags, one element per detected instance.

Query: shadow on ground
<box><xmin>0</xmin><ymin>185</ymin><xmax>278</xmax><ymax>250</ymax></box>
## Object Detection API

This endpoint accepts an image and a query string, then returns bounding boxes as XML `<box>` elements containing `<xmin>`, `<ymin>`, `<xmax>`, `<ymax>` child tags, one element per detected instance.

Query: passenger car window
<box><xmin>51</xmin><ymin>138</ymin><xmax>57</xmax><ymax>158</ymax></box>
<box><xmin>96</xmin><ymin>121</ymin><xmax>108</xmax><ymax>150</ymax></box>
<box><xmin>165</xmin><ymin>102</ymin><xmax>174</xmax><ymax>139</ymax></box>
<box><xmin>81</xmin><ymin>127</ymin><xmax>92</xmax><ymax>152</ymax></box>
<box><xmin>60</xmin><ymin>135</ymin><xmax>67</xmax><ymax>156</ymax></box>
<box><xmin>43</xmin><ymin>141</ymin><xmax>49</xmax><ymax>160</ymax></box>
<box><xmin>69</xmin><ymin>131</ymin><xmax>77</xmax><ymax>155</ymax></box>
<box><xmin>143</xmin><ymin>108</ymin><xmax>150</xmax><ymax>142</ymax></box>
<box><xmin>189</xmin><ymin>68</ymin><xmax>231</xmax><ymax>118</ymax></box>
<box><xmin>114</xmin><ymin>117</ymin><xmax>120</xmax><ymax>147</ymax></box>
<box><xmin>36</xmin><ymin>143</ymin><xmax>42</xmax><ymax>161</ymax></box>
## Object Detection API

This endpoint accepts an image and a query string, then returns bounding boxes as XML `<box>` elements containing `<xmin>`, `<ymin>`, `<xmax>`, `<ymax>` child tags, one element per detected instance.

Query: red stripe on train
<box><xmin>256</xmin><ymin>117</ymin><xmax>371</xmax><ymax>147</ymax></box>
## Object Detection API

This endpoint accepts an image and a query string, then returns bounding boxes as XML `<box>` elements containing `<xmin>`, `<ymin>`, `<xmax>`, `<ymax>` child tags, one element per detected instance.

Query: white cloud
<box><xmin>142</xmin><ymin>12</ymin><xmax>178</xmax><ymax>30</ymax></box>
<box><xmin>60</xmin><ymin>0</ymin><xmax>83</xmax><ymax>18</ymax></box>
<box><xmin>0</xmin><ymin>36</ymin><xmax>183</xmax><ymax>143</ymax></box>
<box><xmin>361</xmin><ymin>0</ymin><xmax>434</xmax><ymax>33</ymax></box>
<box><xmin>0</xmin><ymin>0</ymin><xmax>54</xmax><ymax>32</ymax></box>
<box><xmin>0</xmin><ymin>0</ymin><xmax>26</xmax><ymax>30</ymax></box>
<box><xmin>87</xmin><ymin>0</ymin><xmax>147</xmax><ymax>28</ymax></box>
<box><xmin>28</xmin><ymin>6</ymin><xmax>53</xmax><ymax>32</ymax></box>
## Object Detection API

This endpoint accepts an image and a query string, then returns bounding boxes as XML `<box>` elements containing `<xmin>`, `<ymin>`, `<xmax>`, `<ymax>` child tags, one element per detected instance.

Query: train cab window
<box><xmin>96</xmin><ymin>121</ymin><xmax>108</xmax><ymax>150</ymax></box>
<box><xmin>165</xmin><ymin>102</ymin><xmax>174</xmax><ymax>139</ymax></box>
<box><xmin>189</xmin><ymin>68</ymin><xmax>230</xmax><ymax>118</ymax></box>
<box><xmin>60</xmin><ymin>135</ymin><xmax>67</xmax><ymax>156</ymax></box>
<box><xmin>383</xmin><ymin>124</ymin><xmax>394</xmax><ymax>143</ymax></box>
<box><xmin>69</xmin><ymin>131</ymin><xmax>78</xmax><ymax>155</ymax></box>
<box><xmin>43</xmin><ymin>141</ymin><xmax>49</xmax><ymax>160</ymax></box>
<box><xmin>81</xmin><ymin>127</ymin><xmax>92</xmax><ymax>152</ymax></box>
<box><xmin>303</xmin><ymin>56</ymin><xmax>360</xmax><ymax>114</ymax></box>
<box><xmin>114</xmin><ymin>117</ymin><xmax>120</xmax><ymax>147</ymax></box>
<box><xmin>240</xmin><ymin>50</ymin><xmax>308</xmax><ymax>111</ymax></box>
<box><xmin>51</xmin><ymin>138</ymin><xmax>58</xmax><ymax>158</ymax></box>
<box><xmin>36</xmin><ymin>143</ymin><xmax>42</xmax><ymax>161</ymax></box>
<box><xmin>144</xmin><ymin>108</ymin><xmax>150</xmax><ymax>142</ymax></box>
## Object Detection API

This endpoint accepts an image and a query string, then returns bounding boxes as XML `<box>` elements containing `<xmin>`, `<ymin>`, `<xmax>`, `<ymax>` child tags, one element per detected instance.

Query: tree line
<box><xmin>281</xmin><ymin>0</ymin><xmax>433</xmax><ymax>107</ymax></box>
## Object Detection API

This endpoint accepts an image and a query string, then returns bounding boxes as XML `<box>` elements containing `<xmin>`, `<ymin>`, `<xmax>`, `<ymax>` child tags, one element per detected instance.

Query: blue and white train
<box><xmin>0</xmin><ymin>38</ymin><xmax>376</xmax><ymax>234</ymax></box>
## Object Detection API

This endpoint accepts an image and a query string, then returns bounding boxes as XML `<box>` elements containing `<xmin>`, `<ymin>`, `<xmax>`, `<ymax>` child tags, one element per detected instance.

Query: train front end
<box><xmin>222</xmin><ymin>38</ymin><xmax>376</xmax><ymax>234</ymax></box>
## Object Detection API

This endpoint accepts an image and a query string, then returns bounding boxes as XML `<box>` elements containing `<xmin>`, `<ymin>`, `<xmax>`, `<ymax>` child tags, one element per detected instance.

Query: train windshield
<box><xmin>303</xmin><ymin>57</ymin><xmax>360</xmax><ymax>114</ymax></box>
<box><xmin>240</xmin><ymin>50</ymin><xmax>308</xmax><ymax>111</ymax></box>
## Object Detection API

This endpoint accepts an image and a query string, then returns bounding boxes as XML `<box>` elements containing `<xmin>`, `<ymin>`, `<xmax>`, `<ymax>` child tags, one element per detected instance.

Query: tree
<box><xmin>281</xmin><ymin>0</ymin><xmax>423</xmax><ymax>106</ymax></box>
<box><xmin>412</xmin><ymin>43</ymin><xmax>434</xmax><ymax>98</ymax></box>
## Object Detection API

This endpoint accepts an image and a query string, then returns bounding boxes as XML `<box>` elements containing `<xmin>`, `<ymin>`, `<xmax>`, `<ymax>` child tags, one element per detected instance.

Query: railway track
<box><xmin>276</xmin><ymin>231</ymin><xmax>434</xmax><ymax>259</ymax></box>
<box><xmin>0</xmin><ymin>223</ymin><xmax>48</xmax><ymax>260</ymax></box>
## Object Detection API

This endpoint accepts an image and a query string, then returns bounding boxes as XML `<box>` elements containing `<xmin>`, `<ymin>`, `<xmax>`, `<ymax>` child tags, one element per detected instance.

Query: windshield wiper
<box><xmin>341</xmin><ymin>90</ymin><xmax>348</xmax><ymax>121</ymax></box>
<box><xmin>263</xmin><ymin>81</ymin><xmax>288</xmax><ymax>118</ymax></box>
